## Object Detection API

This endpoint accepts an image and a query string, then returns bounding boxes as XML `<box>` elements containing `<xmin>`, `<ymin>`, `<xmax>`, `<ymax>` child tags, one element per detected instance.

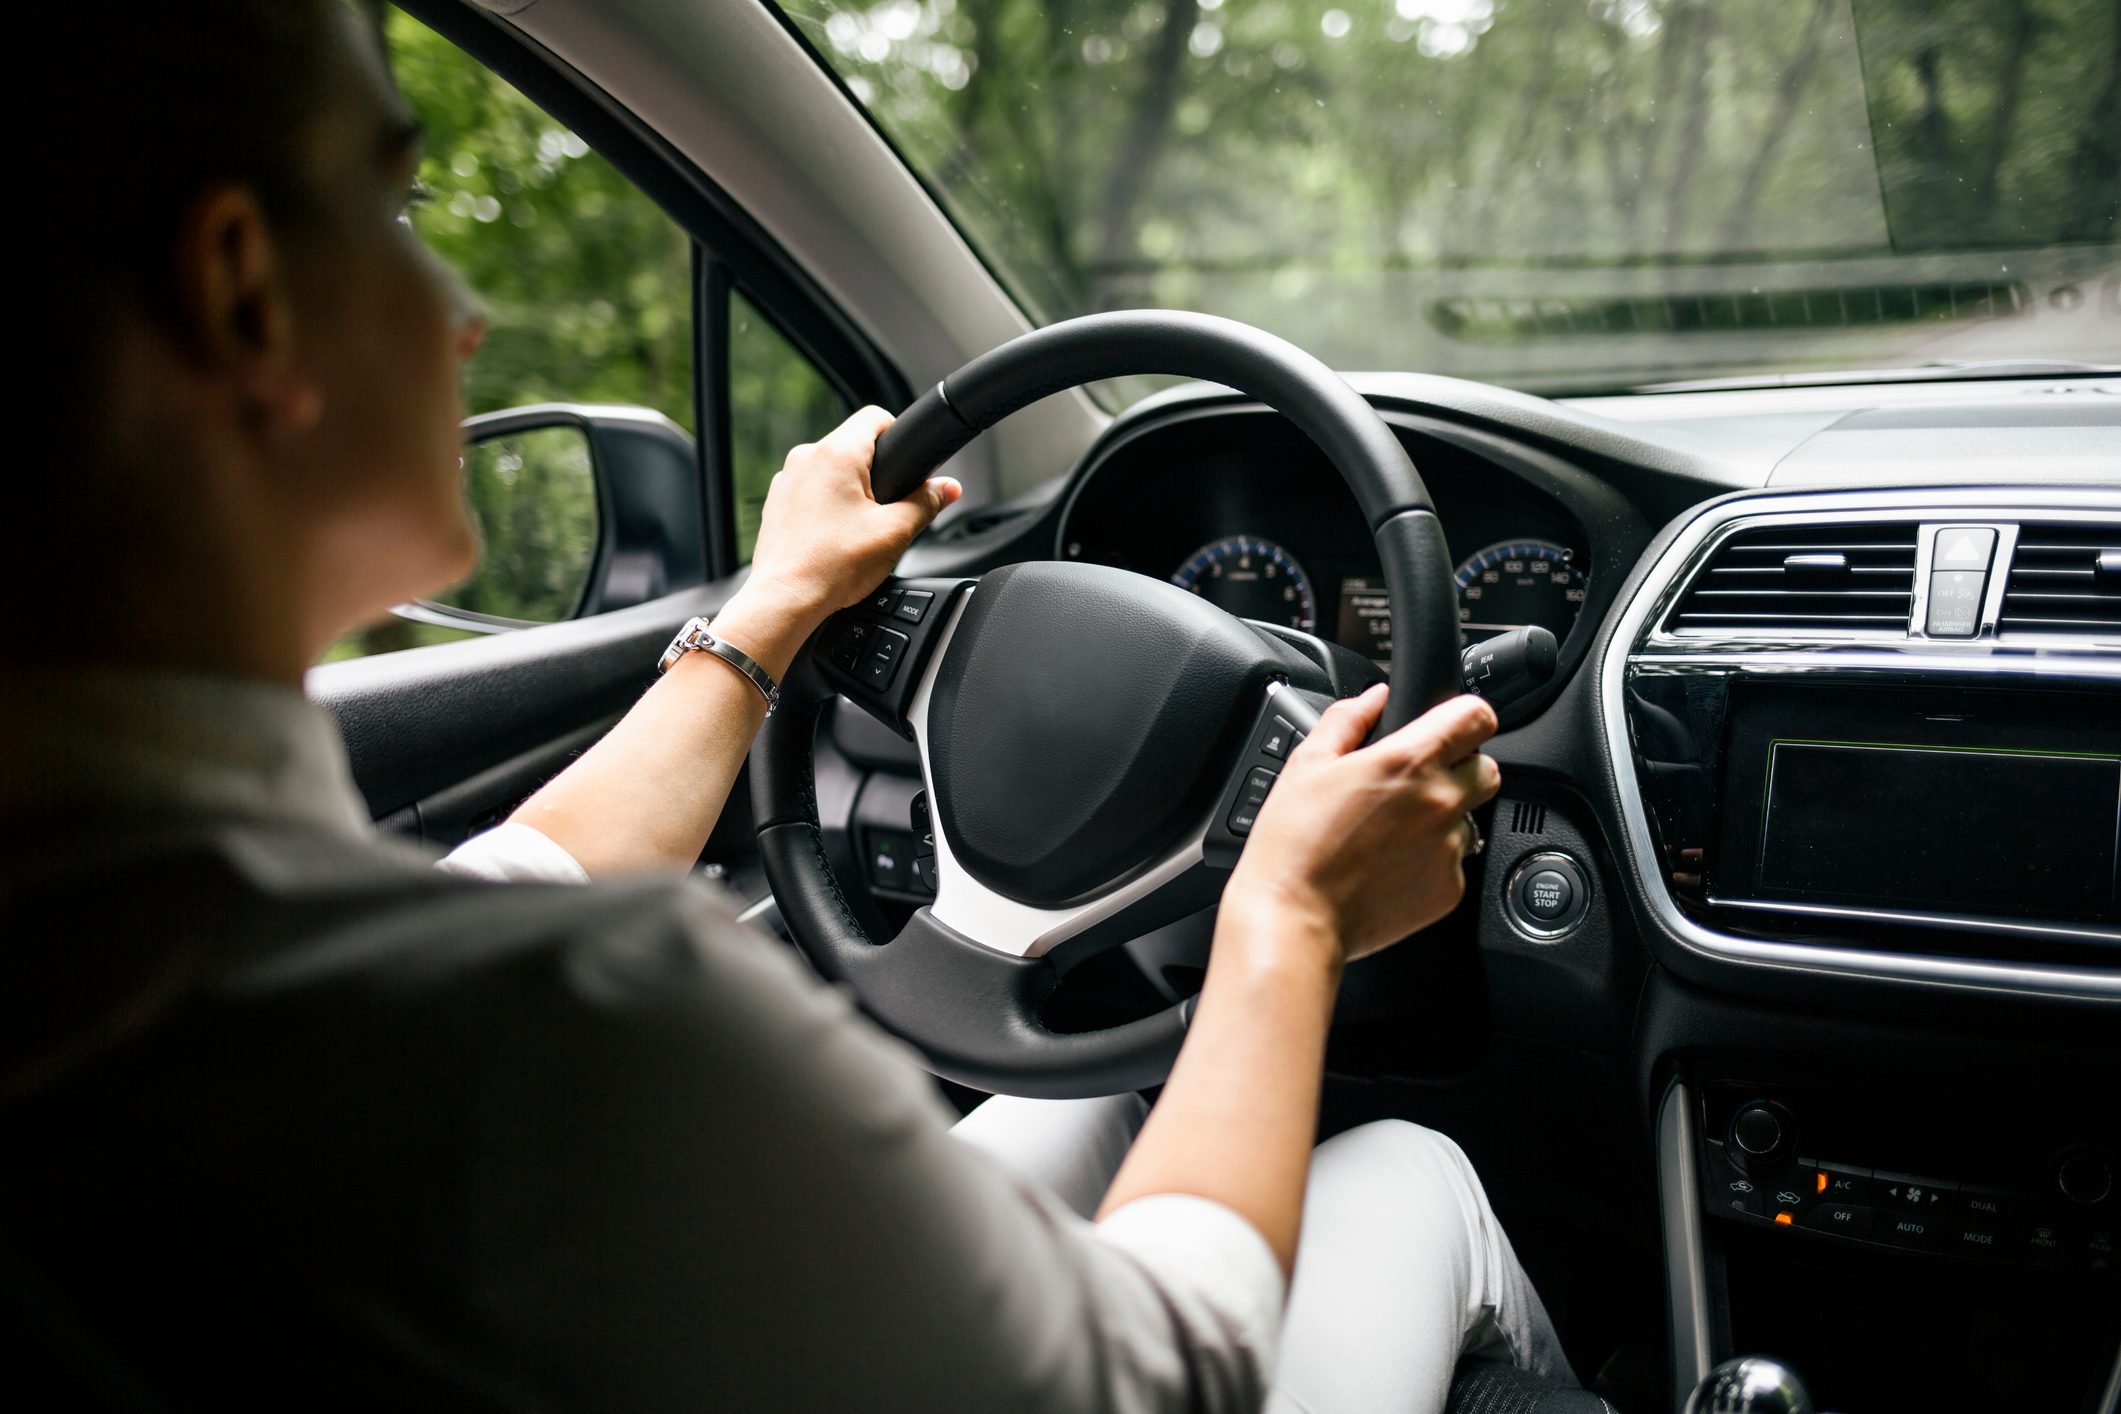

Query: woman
<box><xmin>4</xmin><ymin>3</ymin><xmax>1571</xmax><ymax>1409</ymax></box>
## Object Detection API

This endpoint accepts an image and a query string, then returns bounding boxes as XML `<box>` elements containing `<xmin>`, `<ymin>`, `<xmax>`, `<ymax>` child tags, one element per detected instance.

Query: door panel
<box><xmin>311</xmin><ymin>584</ymin><xmax>728</xmax><ymax>831</ymax></box>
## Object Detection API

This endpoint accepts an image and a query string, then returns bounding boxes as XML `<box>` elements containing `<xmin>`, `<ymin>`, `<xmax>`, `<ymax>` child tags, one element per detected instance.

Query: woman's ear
<box><xmin>169</xmin><ymin>185</ymin><xmax>323</xmax><ymax>436</ymax></box>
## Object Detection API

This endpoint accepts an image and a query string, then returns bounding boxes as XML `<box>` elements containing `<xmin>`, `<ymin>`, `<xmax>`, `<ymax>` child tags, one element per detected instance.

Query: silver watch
<box><xmin>658</xmin><ymin>615</ymin><xmax>779</xmax><ymax>714</ymax></box>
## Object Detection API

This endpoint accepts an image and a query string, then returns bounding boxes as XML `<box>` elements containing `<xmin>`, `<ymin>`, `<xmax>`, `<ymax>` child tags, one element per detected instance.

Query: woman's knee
<box><xmin>1317</xmin><ymin>1119</ymin><xmax>1473</xmax><ymax>1182</ymax></box>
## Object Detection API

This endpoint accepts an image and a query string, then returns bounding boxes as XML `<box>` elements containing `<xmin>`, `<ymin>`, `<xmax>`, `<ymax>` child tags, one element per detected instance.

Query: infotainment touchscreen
<box><xmin>1717</xmin><ymin>683</ymin><xmax>2121</xmax><ymax>928</ymax></box>
<box><xmin>1757</xmin><ymin>742</ymin><xmax>2118</xmax><ymax>920</ymax></box>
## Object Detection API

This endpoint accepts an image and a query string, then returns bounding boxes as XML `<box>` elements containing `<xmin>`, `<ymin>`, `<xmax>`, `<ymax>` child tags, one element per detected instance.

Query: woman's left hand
<box><xmin>725</xmin><ymin>406</ymin><xmax>960</xmax><ymax>655</ymax></box>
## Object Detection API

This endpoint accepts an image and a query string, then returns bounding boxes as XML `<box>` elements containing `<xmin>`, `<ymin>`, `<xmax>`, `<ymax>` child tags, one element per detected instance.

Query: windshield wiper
<box><xmin>1628</xmin><ymin>360</ymin><xmax>2121</xmax><ymax>394</ymax></box>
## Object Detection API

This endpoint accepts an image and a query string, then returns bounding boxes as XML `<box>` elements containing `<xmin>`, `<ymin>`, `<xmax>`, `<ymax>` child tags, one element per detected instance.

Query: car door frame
<box><xmin>313</xmin><ymin>0</ymin><xmax>911</xmax><ymax>846</ymax></box>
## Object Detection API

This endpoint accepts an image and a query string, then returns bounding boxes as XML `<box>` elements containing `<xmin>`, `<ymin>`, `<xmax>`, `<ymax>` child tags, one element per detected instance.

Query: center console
<box><xmin>1657</xmin><ymin>1072</ymin><xmax>2119</xmax><ymax>1414</ymax></box>
<box><xmin>1609</xmin><ymin>491</ymin><xmax>2121</xmax><ymax>1412</ymax></box>
<box><xmin>1605</xmin><ymin>490</ymin><xmax>2121</xmax><ymax>992</ymax></box>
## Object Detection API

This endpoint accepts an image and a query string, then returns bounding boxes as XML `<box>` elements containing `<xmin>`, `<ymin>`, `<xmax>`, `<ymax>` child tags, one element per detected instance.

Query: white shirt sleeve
<box><xmin>1094</xmin><ymin>1193</ymin><xmax>1288</xmax><ymax>1392</ymax></box>
<box><xmin>434</xmin><ymin>821</ymin><xmax>590</xmax><ymax>885</ymax></box>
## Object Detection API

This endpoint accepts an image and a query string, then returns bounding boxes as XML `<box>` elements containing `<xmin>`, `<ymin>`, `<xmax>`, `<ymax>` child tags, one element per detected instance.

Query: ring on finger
<box><xmin>1460</xmin><ymin>811</ymin><xmax>1484</xmax><ymax>859</ymax></box>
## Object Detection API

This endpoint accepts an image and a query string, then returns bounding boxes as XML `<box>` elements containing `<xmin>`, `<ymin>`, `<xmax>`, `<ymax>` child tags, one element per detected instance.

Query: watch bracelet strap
<box><xmin>658</xmin><ymin>616</ymin><xmax>779</xmax><ymax>714</ymax></box>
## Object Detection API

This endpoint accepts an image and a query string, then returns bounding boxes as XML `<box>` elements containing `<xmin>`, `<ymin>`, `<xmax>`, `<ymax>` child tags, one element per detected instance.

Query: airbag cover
<box><xmin>927</xmin><ymin>561</ymin><xmax>1272</xmax><ymax>907</ymax></box>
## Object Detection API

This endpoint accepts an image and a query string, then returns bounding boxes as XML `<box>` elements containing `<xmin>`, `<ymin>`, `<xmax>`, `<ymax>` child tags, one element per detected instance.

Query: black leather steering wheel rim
<box><xmin>752</xmin><ymin>311</ymin><xmax>1461</xmax><ymax>1097</ymax></box>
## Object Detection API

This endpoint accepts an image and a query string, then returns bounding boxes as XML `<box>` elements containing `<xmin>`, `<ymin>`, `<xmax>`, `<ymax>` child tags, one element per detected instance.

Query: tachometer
<box><xmin>1453</xmin><ymin>540</ymin><xmax>1587</xmax><ymax>647</ymax></box>
<box><xmin>1171</xmin><ymin>535</ymin><xmax>1317</xmax><ymax>631</ymax></box>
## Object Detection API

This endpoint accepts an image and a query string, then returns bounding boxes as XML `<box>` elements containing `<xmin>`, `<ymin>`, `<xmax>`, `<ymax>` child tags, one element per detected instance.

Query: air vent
<box><xmin>2000</xmin><ymin>524</ymin><xmax>2121</xmax><ymax>640</ymax></box>
<box><xmin>1667</xmin><ymin>523</ymin><xmax>1919</xmax><ymax>634</ymax></box>
<box><xmin>1507</xmin><ymin>800</ymin><xmax>1547</xmax><ymax>836</ymax></box>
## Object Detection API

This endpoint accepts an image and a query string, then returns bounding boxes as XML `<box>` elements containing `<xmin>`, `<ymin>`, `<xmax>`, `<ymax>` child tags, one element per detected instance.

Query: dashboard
<box><xmin>856</xmin><ymin>374</ymin><xmax>2121</xmax><ymax>1411</ymax></box>
<box><xmin>1053</xmin><ymin>409</ymin><xmax>1595</xmax><ymax>667</ymax></box>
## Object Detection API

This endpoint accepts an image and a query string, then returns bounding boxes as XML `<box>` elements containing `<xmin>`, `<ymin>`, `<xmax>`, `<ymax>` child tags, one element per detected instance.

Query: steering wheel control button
<box><xmin>1226</xmin><ymin>767</ymin><xmax>1279</xmax><ymax>836</ymax></box>
<box><xmin>1925</xmin><ymin>570</ymin><xmax>1986</xmax><ymax>637</ymax></box>
<box><xmin>861</xmin><ymin>628</ymin><xmax>911</xmax><ymax>690</ymax></box>
<box><xmin>866</xmin><ymin>587</ymin><xmax>897</xmax><ymax>615</ymax></box>
<box><xmin>1260</xmin><ymin>716</ymin><xmax>1296</xmax><ymax>759</ymax></box>
<box><xmin>1933</xmin><ymin>526</ymin><xmax>1997</xmax><ymax>574</ymax></box>
<box><xmin>892</xmin><ymin>590</ymin><xmax>934</xmax><ymax>624</ymax></box>
<box><xmin>1502</xmin><ymin>851</ymin><xmax>1589</xmax><ymax>940</ymax></box>
<box><xmin>868</xmin><ymin>832</ymin><xmax>908</xmax><ymax>889</ymax></box>
<box><xmin>829</xmin><ymin>619</ymin><xmax>874</xmax><ymax>672</ymax></box>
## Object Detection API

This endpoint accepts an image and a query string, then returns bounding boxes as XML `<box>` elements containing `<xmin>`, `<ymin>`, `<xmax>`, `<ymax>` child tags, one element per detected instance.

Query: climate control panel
<box><xmin>1699</xmin><ymin>1097</ymin><xmax>2115</xmax><ymax>1277</ymax></box>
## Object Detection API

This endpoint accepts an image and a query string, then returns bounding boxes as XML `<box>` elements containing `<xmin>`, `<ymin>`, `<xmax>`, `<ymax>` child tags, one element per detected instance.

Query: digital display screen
<box><xmin>1717</xmin><ymin>682</ymin><xmax>2121</xmax><ymax>931</ymax></box>
<box><xmin>1336</xmin><ymin>576</ymin><xmax>1393</xmax><ymax>665</ymax></box>
<box><xmin>1756</xmin><ymin>742</ymin><xmax>2120</xmax><ymax>923</ymax></box>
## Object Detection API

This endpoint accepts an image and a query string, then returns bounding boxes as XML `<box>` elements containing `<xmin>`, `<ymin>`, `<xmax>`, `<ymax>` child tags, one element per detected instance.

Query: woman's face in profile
<box><xmin>278</xmin><ymin>6</ymin><xmax>489</xmax><ymax>616</ymax></box>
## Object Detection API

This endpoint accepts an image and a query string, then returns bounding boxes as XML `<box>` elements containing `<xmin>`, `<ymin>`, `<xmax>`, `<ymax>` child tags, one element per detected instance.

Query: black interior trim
<box><xmin>313</xmin><ymin>586</ymin><xmax>722</xmax><ymax>820</ymax></box>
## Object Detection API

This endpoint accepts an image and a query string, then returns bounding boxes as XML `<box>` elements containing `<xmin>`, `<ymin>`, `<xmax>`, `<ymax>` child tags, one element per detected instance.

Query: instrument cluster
<box><xmin>1058</xmin><ymin>412</ymin><xmax>1594</xmax><ymax>669</ymax></box>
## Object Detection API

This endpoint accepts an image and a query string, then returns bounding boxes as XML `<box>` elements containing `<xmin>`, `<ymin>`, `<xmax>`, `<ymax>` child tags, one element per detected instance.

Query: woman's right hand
<box><xmin>1223</xmin><ymin>685</ymin><xmax>1501</xmax><ymax>965</ymax></box>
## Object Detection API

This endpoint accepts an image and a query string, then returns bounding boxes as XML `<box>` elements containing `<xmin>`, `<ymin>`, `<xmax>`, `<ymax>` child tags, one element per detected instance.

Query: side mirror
<box><xmin>417</xmin><ymin>404</ymin><xmax>705</xmax><ymax>628</ymax></box>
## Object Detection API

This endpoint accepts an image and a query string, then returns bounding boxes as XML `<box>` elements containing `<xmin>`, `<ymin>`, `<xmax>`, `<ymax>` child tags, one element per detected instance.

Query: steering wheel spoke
<box><xmin>814</xmin><ymin>576</ymin><xmax>977</xmax><ymax>735</ymax></box>
<box><xmin>1199</xmin><ymin>682</ymin><xmax>1331</xmax><ymax>870</ymax></box>
<box><xmin>902</xmin><ymin>594</ymin><xmax>1321</xmax><ymax>960</ymax></box>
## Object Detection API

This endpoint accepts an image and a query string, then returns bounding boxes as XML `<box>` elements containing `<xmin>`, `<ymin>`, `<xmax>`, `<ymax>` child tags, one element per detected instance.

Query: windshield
<box><xmin>780</xmin><ymin>0</ymin><xmax>2118</xmax><ymax>397</ymax></box>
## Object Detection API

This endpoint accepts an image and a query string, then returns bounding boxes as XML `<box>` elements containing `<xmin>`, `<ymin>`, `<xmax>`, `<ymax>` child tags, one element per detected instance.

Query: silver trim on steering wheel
<box><xmin>906</xmin><ymin>590</ymin><xmax>1220</xmax><ymax>959</ymax></box>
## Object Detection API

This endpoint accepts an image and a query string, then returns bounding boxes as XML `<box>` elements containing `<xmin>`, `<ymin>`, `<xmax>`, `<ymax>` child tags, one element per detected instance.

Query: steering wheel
<box><xmin>752</xmin><ymin>311</ymin><xmax>1460</xmax><ymax>1099</ymax></box>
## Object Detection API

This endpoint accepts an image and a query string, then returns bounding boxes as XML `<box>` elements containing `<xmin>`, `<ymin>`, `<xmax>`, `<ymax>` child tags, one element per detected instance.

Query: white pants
<box><xmin>953</xmin><ymin>1095</ymin><xmax>1575</xmax><ymax>1414</ymax></box>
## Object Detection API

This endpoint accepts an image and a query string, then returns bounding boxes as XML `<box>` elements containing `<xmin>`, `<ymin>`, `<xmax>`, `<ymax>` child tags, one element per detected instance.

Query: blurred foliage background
<box><xmin>325</xmin><ymin>9</ymin><xmax>850</xmax><ymax>660</ymax></box>
<box><xmin>434</xmin><ymin>427</ymin><xmax>601</xmax><ymax>622</ymax></box>
<box><xmin>325</xmin><ymin>0</ymin><xmax>2116</xmax><ymax>661</ymax></box>
<box><xmin>731</xmin><ymin>293</ymin><xmax>850</xmax><ymax>562</ymax></box>
<box><xmin>787</xmin><ymin>0</ymin><xmax>2118</xmax><ymax>394</ymax></box>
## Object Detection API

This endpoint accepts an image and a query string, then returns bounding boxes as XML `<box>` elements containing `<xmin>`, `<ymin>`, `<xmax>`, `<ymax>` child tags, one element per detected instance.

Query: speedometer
<box><xmin>1171</xmin><ymin>535</ymin><xmax>1317</xmax><ymax>631</ymax></box>
<box><xmin>1453</xmin><ymin>540</ymin><xmax>1587</xmax><ymax>648</ymax></box>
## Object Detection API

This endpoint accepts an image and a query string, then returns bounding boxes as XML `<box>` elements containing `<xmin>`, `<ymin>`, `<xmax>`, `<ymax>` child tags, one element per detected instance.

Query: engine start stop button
<box><xmin>1506</xmin><ymin>851</ymin><xmax>1591</xmax><ymax>940</ymax></box>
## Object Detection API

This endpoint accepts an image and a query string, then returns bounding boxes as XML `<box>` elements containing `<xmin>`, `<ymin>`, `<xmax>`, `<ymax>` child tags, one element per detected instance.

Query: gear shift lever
<box><xmin>1684</xmin><ymin>1357</ymin><xmax>1815</xmax><ymax>1414</ymax></box>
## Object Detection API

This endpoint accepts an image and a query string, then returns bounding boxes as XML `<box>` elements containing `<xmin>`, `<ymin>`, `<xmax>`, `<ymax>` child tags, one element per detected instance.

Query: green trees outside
<box><xmin>386</xmin><ymin>10</ymin><xmax>693</xmax><ymax>430</ymax></box>
<box><xmin>788</xmin><ymin>0</ymin><xmax>2118</xmax><ymax>390</ymax></box>
<box><xmin>325</xmin><ymin>11</ymin><xmax>856</xmax><ymax>660</ymax></box>
<box><xmin>322</xmin><ymin>10</ymin><xmax>698</xmax><ymax>661</ymax></box>
<box><xmin>437</xmin><ymin>427</ymin><xmax>601</xmax><ymax>623</ymax></box>
<box><xmin>322</xmin><ymin>0</ymin><xmax>2117</xmax><ymax>661</ymax></box>
<box><xmin>730</xmin><ymin>295</ymin><xmax>850</xmax><ymax>561</ymax></box>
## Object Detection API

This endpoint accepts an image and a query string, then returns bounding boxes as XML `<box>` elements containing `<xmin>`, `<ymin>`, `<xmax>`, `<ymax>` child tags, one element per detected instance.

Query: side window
<box><xmin>322</xmin><ymin>10</ymin><xmax>694</xmax><ymax>661</ymax></box>
<box><xmin>729</xmin><ymin>292</ymin><xmax>848</xmax><ymax>563</ymax></box>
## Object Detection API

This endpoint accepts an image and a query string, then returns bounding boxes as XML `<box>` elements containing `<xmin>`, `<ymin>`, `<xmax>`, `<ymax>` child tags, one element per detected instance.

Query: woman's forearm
<box><xmin>1096</xmin><ymin>902</ymin><xmax>1342</xmax><ymax>1278</ymax></box>
<box><xmin>496</xmin><ymin>407</ymin><xmax>956</xmax><ymax>879</ymax></box>
<box><xmin>504</xmin><ymin>584</ymin><xmax>820</xmax><ymax>877</ymax></box>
